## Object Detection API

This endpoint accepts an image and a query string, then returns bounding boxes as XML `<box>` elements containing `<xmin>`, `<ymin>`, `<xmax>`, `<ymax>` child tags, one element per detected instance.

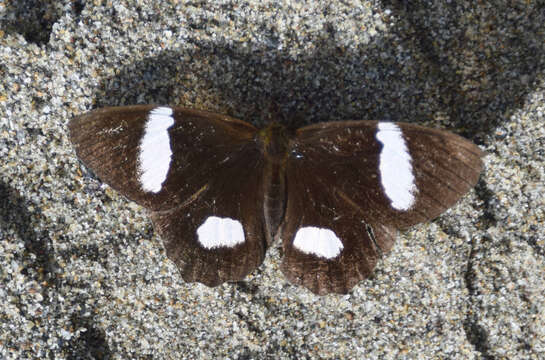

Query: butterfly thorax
<box><xmin>257</xmin><ymin>122</ymin><xmax>291</xmax><ymax>164</ymax></box>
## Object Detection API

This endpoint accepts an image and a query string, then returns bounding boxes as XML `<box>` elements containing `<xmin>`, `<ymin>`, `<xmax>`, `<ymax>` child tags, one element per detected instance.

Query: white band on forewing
<box><xmin>375</xmin><ymin>122</ymin><xmax>417</xmax><ymax>211</ymax></box>
<box><xmin>138</xmin><ymin>107</ymin><xmax>175</xmax><ymax>193</ymax></box>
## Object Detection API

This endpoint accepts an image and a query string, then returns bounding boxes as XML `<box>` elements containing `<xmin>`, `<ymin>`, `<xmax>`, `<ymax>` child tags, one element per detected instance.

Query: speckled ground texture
<box><xmin>1</xmin><ymin>0</ymin><xmax>544</xmax><ymax>359</ymax></box>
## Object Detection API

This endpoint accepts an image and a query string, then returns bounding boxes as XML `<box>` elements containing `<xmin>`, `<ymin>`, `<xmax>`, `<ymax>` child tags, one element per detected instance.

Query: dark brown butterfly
<box><xmin>69</xmin><ymin>105</ymin><xmax>483</xmax><ymax>295</ymax></box>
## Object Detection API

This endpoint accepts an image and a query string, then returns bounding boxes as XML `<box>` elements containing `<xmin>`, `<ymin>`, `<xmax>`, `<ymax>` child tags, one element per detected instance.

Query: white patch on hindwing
<box><xmin>197</xmin><ymin>216</ymin><xmax>245</xmax><ymax>249</ymax></box>
<box><xmin>293</xmin><ymin>227</ymin><xmax>343</xmax><ymax>259</ymax></box>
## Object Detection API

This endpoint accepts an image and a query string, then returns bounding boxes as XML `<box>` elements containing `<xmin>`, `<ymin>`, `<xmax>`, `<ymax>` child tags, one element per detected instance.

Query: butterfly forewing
<box><xmin>69</xmin><ymin>105</ymin><xmax>258</xmax><ymax>211</ymax></box>
<box><xmin>280</xmin><ymin>121</ymin><xmax>483</xmax><ymax>294</ymax></box>
<box><xmin>69</xmin><ymin>105</ymin><xmax>267</xmax><ymax>285</ymax></box>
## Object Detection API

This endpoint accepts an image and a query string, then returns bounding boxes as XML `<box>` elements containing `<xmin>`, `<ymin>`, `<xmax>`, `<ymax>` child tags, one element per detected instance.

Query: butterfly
<box><xmin>69</xmin><ymin>105</ymin><xmax>483</xmax><ymax>295</ymax></box>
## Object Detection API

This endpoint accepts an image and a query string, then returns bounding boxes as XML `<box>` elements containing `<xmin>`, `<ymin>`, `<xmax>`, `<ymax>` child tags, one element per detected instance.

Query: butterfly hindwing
<box><xmin>279</xmin><ymin>159</ymin><xmax>398</xmax><ymax>294</ymax></box>
<box><xmin>280</xmin><ymin>121</ymin><xmax>483</xmax><ymax>294</ymax></box>
<box><xmin>69</xmin><ymin>105</ymin><xmax>267</xmax><ymax>285</ymax></box>
<box><xmin>150</xmin><ymin>148</ymin><xmax>267</xmax><ymax>286</ymax></box>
